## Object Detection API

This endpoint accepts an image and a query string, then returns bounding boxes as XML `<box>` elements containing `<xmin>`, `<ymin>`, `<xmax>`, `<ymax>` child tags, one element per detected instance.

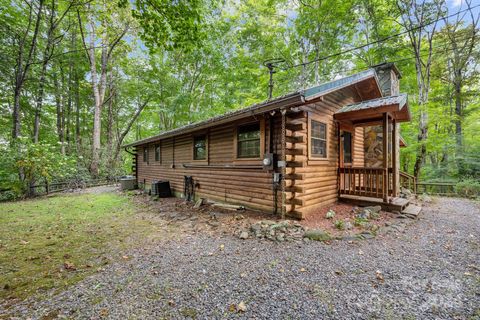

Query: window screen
<box><xmin>143</xmin><ymin>146</ymin><xmax>148</xmax><ymax>163</ymax></box>
<box><xmin>194</xmin><ymin>135</ymin><xmax>207</xmax><ymax>160</ymax></box>
<box><xmin>311</xmin><ymin>120</ymin><xmax>327</xmax><ymax>158</ymax></box>
<box><xmin>155</xmin><ymin>144</ymin><xmax>161</xmax><ymax>162</ymax></box>
<box><xmin>343</xmin><ymin>132</ymin><xmax>352</xmax><ymax>163</ymax></box>
<box><xmin>237</xmin><ymin>123</ymin><xmax>260</xmax><ymax>158</ymax></box>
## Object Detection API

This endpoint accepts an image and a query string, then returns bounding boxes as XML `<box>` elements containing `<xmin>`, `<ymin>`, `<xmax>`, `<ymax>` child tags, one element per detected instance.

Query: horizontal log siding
<box><xmin>136</xmin><ymin>115</ymin><xmax>281</xmax><ymax>212</ymax></box>
<box><xmin>296</xmin><ymin>88</ymin><xmax>362</xmax><ymax>217</ymax></box>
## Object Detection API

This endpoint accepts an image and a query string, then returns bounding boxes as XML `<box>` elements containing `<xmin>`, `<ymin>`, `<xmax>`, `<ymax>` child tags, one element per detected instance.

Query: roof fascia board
<box><xmin>123</xmin><ymin>93</ymin><xmax>305</xmax><ymax>148</ymax></box>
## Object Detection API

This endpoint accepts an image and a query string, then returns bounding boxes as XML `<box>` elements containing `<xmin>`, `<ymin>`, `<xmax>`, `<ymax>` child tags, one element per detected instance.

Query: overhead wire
<box><xmin>278</xmin><ymin>3</ymin><xmax>480</xmax><ymax>71</ymax></box>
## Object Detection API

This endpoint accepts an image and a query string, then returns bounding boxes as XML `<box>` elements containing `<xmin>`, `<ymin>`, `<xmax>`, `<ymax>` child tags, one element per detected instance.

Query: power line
<box><xmin>281</xmin><ymin>3</ymin><xmax>480</xmax><ymax>70</ymax></box>
<box><xmin>277</xmin><ymin>34</ymin><xmax>479</xmax><ymax>90</ymax></box>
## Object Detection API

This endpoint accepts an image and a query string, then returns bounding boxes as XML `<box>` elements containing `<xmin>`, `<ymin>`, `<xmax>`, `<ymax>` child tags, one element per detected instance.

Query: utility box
<box><xmin>120</xmin><ymin>176</ymin><xmax>137</xmax><ymax>191</ymax></box>
<box><xmin>151</xmin><ymin>181</ymin><xmax>172</xmax><ymax>197</ymax></box>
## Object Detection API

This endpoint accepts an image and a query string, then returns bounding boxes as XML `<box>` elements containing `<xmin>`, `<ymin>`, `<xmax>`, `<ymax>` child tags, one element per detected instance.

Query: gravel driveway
<box><xmin>3</xmin><ymin>197</ymin><xmax>479</xmax><ymax>319</ymax></box>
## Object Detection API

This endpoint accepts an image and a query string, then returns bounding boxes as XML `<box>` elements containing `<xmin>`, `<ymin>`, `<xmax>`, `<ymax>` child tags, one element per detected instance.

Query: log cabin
<box><xmin>123</xmin><ymin>62</ymin><xmax>418</xmax><ymax>219</ymax></box>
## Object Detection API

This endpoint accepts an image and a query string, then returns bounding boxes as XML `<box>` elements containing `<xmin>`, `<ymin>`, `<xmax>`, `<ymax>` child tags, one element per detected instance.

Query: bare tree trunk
<box><xmin>112</xmin><ymin>100</ymin><xmax>149</xmax><ymax>164</ymax></box>
<box><xmin>54</xmin><ymin>68</ymin><xmax>65</xmax><ymax>154</ymax></box>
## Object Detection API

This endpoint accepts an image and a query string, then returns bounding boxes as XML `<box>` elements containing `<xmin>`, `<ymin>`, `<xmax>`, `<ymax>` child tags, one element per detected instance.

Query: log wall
<box><xmin>136</xmin><ymin>87</ymin><xmax>369</xmax><ymax>218</ymax></box>
<box><xmin>136</xmin><ymin>115</ymin><xmax>282</xmax><ymax>212</ymax></box>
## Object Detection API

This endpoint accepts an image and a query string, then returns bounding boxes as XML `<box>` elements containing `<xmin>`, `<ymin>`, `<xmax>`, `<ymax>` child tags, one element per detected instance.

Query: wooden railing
<box><xmin>338</xmin><ymin>167</ymin><xmax>393</xmax><ymax>199</ymax></box>
<box><xmin>399</xmin><ymin>171</ymin><xmax>416</xmax><ymax>194</ymax></box>
<box><xmin>416</xmin><ymin>182</ymin><xmax>456</xmax><ymax>195</ymax></box>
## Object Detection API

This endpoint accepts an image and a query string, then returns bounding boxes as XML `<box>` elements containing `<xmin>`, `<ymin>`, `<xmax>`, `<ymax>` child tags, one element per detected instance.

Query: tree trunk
<box><xmin>12</xmin><ymin>0</ymin><xmax>44</xmax><ymax>140</ymax></box>
<box><xmin>54</xmin><ymin>69</ymin><xmax>65</xmax><ymax>154</ymax></box>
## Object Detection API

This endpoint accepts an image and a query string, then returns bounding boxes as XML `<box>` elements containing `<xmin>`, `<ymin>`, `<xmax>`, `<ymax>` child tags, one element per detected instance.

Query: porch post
<box><xmin>382</xmin><ymin>112</ymin><xmax>389</xmax><ymax>202</ymax></box>
<box><xmin>392</xmin><ymin>119</ymin><xmax>399</xmax><ymax>197</ymax></box>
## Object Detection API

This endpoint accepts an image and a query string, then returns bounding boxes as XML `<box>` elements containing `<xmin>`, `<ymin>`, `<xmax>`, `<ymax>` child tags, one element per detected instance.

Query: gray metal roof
<box><xmin>304</xmin><ymin>69</ymin><xmax>377</xmax><ymax>101</ymax></box>
<box><xmin>123</xmin><ymin>68</ymin><xmax>379</xmax><ymax>148</ymax></box>
<box><xmin>336</xmin><ymin>94</ymin><xmax>407</xmax><ymax>114</ymax></box>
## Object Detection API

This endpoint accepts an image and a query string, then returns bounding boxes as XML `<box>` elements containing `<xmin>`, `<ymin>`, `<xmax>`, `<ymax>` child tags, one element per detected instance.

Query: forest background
<box><xmin>0</xmin><ymin>0</ymin><xmax>478</xmax><ymax>199</ymax></box>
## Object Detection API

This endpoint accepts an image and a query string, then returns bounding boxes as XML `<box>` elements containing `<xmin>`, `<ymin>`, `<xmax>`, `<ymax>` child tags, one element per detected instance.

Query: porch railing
<box><xmin>399</xmin><ymin>171</ymin><xmax>416</xmax><ymax>194</ymax></box>
<box><xmin>338</xmin><ymin>167</ymin><xmax>393</xmax><ymax>199</ymax></box>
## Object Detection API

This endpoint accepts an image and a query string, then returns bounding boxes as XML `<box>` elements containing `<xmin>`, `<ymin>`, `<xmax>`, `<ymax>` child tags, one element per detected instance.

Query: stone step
<box><xmin>402</xmin><ymin>204</ymin><xmax>422</xmax><ymax>218</ymax></box>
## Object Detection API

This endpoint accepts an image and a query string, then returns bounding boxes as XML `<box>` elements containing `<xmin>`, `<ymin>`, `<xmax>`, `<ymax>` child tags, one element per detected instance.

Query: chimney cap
<box><xmin>371</xmin><ymin>62</ymin><xmax>402</xmax><ymax>79</ymax></box>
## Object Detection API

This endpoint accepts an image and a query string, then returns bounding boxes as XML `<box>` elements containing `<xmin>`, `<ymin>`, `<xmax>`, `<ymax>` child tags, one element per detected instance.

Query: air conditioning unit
<box><xmin>151</xmin><ymin>181</ymin><xmax>172</xmax><ymax>197</ymax></box>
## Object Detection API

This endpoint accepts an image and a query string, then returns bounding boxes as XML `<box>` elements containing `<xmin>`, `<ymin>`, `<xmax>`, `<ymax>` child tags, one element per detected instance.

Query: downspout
<box><xmin>124</xmin><ymin>147</ymin><xmax>137</xmax><ymax>181</ymax></box>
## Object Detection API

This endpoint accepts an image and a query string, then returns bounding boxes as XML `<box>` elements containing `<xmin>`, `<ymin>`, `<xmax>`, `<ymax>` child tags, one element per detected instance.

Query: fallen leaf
<box><xmin>220</xmin><ymin>244</ymin><xmax>225</xmax><ymax>250</ymax></box>
<box><xmin>228</xmin><ymin>304</ymin><xmax>236</xmax><ymax>312</ymax></box>
<box><xmin>168</xmin><ymin>300</ymin><xmax>175</xmax><ymax>306</ymax></box>
<box><xmin>334</xmin><ymin>270</ymin><xmax>344</xmax><ymax>276</ymax></box>
<box><xmin>300</xmin><ymin>268</ymin><xmax>306</xmax><ymax>272</ymax></box>
<box><xmin>99</xmin><ymin>308</ymin><xmax>109</xmax><ymax>317</ymax></box>
<box><xmin>122</xmin><ymin>255</ymin><xmax>129</xmax><ymax>260</ymax></box>
<box><xmin>464</xmin><ymin>272</ymin><xmax>472</xmax><ymax>276</ymax></box>
<box><xmin>375</xmin><ymin>270</ymin><xmax>384</xmax><ymax>282</ymax></box>
<box><xmin>63</xmin><ymin>261</ymin><xmax>76</xmax><ymax>271</ymax></box>
<box><xmin>358</xmin><ymin>250</ymin><xmax>364</xmax><ymax>255</ymax></box>
<box><xmin>20</xmin><ymin>240</ymin><xmax>29</xmax><ymax>245</ymax></box>
<box><xmin>237</xmin><ymin>301</ymin><xmax>247</xmax><ymax>312</ymax></box>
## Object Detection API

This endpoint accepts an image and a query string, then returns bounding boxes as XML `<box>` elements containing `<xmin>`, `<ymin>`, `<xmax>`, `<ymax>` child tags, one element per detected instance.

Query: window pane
<box><xmin>143</xmin><ymin>147</ymin><xmax>148</xmax><ymax>162</ymax></box>
<box><xmin>194</xmin><ymin>136</ymin><xmax>206</xmax><ymax>160</ymax></box>
<box><xmin>237</xmin><ymin>123</ymin><xmax>260</xmax><ymax>158</ymax></box>
<box><xmin>312</xmin><ymin>139</ymin><xmax>326</xmax><ymax>158</ymax></box>
<box><xmin>238</xmin><ymin>140</ymin><xmax>260</xmax><ymax>158</ymax></box>
<box><xmin>238</xmin><ymin>123</ymin><xmax>260</xmax><ymax>141</ymax></box>
<box><xmin>155</xmin><ymin>144</ymin><xmax>160</xmax><ymax>161</ymax></box>
<box><xmin>343</xmin><ymin>132</ymin><xmax>352</xmax><ymax>163</ymax></box>
<box><xmin>311</xmin><ymin>121</ymin><xmax>326</xmax><ymax>139</ymax></box>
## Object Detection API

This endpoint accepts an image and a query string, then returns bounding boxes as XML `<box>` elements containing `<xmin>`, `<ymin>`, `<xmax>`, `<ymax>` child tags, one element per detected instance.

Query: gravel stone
<box><xmin>2</xmin><ymin>197</ymin><xmax>479</xmax><ymax>319</ymax></box>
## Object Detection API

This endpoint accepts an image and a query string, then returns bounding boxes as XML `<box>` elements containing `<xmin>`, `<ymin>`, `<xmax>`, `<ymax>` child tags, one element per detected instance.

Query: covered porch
<box><xmin>334</xmin><ymin>95</ymin><xmax>414</xmax><ymax>211</ymax></box>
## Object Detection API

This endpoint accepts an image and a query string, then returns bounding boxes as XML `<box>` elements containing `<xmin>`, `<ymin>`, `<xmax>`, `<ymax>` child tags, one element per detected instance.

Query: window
<box><xmin>143</xmin><ymin>146</ymin><xmax>148</xmax><ymax>163</ymax></box>
<box><xmin>193</xmin><ymin>135</ymin><xmax>207</xmax><ymax>160</ymax></box>
<box><xmin>237</xmin><ymin>123</ymin><xmax>260</xmax><ymax>158</ymax></box>
<box><xmin>155</xmin><ymin>144</ymin><xmax>161</xmax><ymax>162</ymax></box>
<box><xmin>342</xmin><ymin>131</ymin><xmax>352</xmax><ymax>163</ymax></box>
<box><xmin>311</xmin><ymin>120</ymin><xmax>327</xmax><ymax>158</ymax></box>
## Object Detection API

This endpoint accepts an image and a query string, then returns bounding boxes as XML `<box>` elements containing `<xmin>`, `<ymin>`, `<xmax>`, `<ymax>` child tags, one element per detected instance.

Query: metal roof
<box><xmin>336</xmin><ymin>94</ymin><xmax>407</xmax><ymax>114</ymax></box>
<box><xmin>123</xmin><ymin>68</ymin><xmax>379</xmax><ymax>148</ymax></box>
<box><xmin>304</xmin><ymin>69</ymin><xmax>377</xmax><ymax>101</ymax></box>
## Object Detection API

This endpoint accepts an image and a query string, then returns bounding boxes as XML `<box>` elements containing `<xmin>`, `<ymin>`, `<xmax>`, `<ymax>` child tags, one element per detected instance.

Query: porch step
<box><xmin>401</xmin><ymin>204</ymin><xmax>422</xmax><ymax>219</ymax></box>
<box><xmin>339</xmin><ymin>194</ymin><xmax>409</xmax><ymax>212</ymax></box>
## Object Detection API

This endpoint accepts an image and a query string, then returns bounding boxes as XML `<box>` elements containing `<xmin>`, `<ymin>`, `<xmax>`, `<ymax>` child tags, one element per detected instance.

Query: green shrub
<box><xmin>334</xmin><ymin>219</ymin><xmax>345</xmax><ymax>230</ymax></box>
<box><xmin>455</xmin><ymin>178</ymin><xmax>480</xmax><ymax>198</ymax></box>
<box><xmin>354</xmin><ymin>217</ymin><xmax>368</xmax><ymax>228</ymax></box>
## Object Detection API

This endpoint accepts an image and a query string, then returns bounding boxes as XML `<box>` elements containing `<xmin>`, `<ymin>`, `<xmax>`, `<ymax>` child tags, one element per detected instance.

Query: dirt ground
<box><xmin>2</xmin><ymin>189</ymin><xmax>479</xmax><ymax>319</ymax></box>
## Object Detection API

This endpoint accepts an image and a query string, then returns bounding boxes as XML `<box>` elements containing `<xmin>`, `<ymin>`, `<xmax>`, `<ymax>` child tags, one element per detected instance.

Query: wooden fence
<box><xmin>0</xmin><ymin>178</ymin><xmax>117</xmax><ymax>201</ymax></box>
<box><xmin>415</xmin><ymin>182</ymin><xmax>457</xmax><ymax>196</ymax></box>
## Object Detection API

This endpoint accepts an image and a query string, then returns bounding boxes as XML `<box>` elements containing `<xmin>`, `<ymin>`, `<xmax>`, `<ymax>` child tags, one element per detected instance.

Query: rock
<box><xmin>235</xmin><ymin>214</ymin><xmax>245</xmax><ymax>220</ymax></box>
<box><xmin>400</xmin><ymin>187</ymin><xmax>412</xmax><ymax>198</ymax></box>
<box><xmin>344</xmin><ymin>221</ymin><xmax>353</xmax><ymax>230</ymax></box>
<box><xmin>207</xmin><ymin>221</ymin><xmax>220</xmax><ymax>227</ymax></box>
<box><xmin>326</xmin><ymin>210</ymin><xmax>336</xmax><ymax>219</ymax></box>
<box><xmin>250</xmin><ymin>223</ymin><xmax>262</xmax><ymax>233</ymax></box>
<box><xmin>237</xmin><ymin>301</ymin><xmax>247</xmax><ymax>312</ymax></box>
<box><xmin>420</xmin><ymin>194</ymin><xmax>432</xmax><ymax>203</ymax></box>
<box><xmin>261</xmin><ymin>220</ymin><xmax>276</xmax><ymax>226</ymax></box>
<box><xmin>194</xmin><ymin>198</ymin><xmax>204</xmax><ymax>208</ymax></box>
<box><xmin>239</xmin><ymin>231</ymin><xmax>249</xmax><ymax>240</ymax></box>
<box><xmin>276</xmin><ymin>235</ymin><xmax>285</xmax><ymax>242</ymax></box>
<box><xmin>304</xmin><ymin>229</ymin><xmax>331</xmax><ymax>241</ymax></box>
<box><xmin>364</xmin><ymin>205</ymin><xmax>381</xmax><ymax>213</ymax></box>
<box><xmin>356</xmin><ymin>209</ymin><xmax>370</xmax><ymax>220</ymax></box>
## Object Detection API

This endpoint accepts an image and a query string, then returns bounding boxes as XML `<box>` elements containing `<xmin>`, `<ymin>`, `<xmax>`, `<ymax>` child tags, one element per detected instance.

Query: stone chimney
<box><xmin>373</xmin><ymin>62</ymin><xmax>401</xmax><ymax>96</ymax></box>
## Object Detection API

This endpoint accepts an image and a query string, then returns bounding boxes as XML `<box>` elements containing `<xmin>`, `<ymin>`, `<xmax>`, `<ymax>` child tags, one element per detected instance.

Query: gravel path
<box><xmin>3</xmin><ymin>197</ymin><xmax>479</xmax><ymax>319</ymax></box>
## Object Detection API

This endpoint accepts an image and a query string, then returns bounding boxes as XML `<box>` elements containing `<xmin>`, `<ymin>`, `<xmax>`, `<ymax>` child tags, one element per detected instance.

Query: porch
<box><xmin>333</xmin><ymin>94</ymin><xmax>416</xmax><ymax>212</ymax></box>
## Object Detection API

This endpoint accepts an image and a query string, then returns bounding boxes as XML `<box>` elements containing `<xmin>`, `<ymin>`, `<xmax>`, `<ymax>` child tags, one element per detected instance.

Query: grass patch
<box><xmin>0</xmin><ymin>192</ymin><xmax>162</xmax><ymax>301</ymax></box>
